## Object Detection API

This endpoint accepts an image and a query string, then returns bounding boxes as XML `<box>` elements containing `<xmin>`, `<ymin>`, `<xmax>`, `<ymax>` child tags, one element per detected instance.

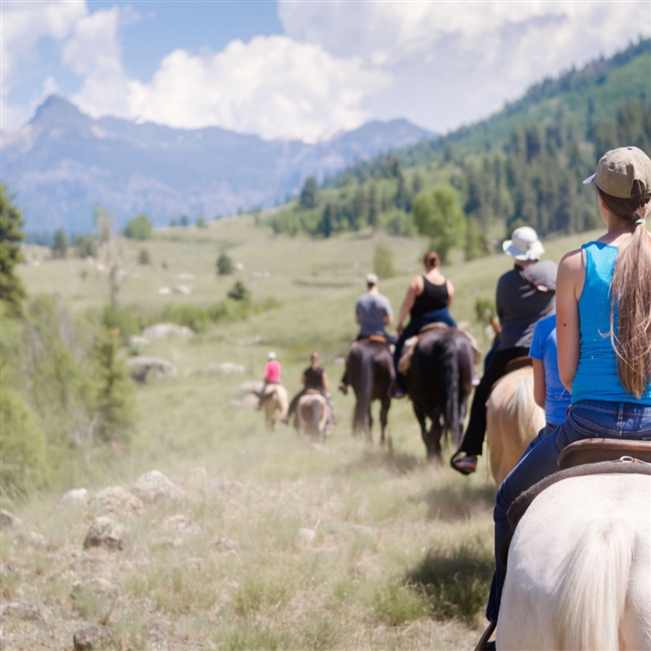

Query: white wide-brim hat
<box><xmin>502</xmin><ymin>226</ymin><xmax>545</xmax><ymax>261</ymax></box>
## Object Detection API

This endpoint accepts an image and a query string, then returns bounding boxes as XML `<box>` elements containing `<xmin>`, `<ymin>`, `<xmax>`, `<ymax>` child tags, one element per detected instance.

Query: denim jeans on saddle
<box><xmin>486</xmin><ymin>399</ymin><xmax>651</xmax><ymax>623</ymax></box>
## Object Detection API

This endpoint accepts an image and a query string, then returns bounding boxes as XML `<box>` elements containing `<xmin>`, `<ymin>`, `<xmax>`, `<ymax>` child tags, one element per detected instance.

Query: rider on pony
<box><xmin>286</xmin><ymin>352</ymin><xmax>335</xmax><ymax>426</ymax></box>
<box><xmin>339</xmin><ymin>273</ymin><xmax>394</xmax><ymax>395</ymax></box>
<box><xmin>391</xmin><ymin>251</ymin><xmax>457</xmax><ymax>398</ymax></box>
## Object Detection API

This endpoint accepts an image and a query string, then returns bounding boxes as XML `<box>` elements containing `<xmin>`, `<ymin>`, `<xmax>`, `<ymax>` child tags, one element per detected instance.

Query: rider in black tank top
<box><xmin>410</xmin><ymin>276</ymin><xmax>449</xmax><ymax>319</ymax></box>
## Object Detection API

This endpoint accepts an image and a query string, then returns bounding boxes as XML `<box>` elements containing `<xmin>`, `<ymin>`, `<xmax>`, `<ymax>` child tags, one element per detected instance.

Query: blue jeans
<box><xmin>393</xmin><ymin>308</ymin><xmax>457</xmax><ymax>391</ymax></box>
<box><xmin>486</xmin><ymin>399</ymin><xmax>651</xmax><ymax>623</ymax></box>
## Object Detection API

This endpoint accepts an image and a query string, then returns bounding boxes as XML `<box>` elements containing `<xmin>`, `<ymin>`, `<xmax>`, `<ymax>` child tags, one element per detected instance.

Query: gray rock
<box><xmin>125</xmin><ymin>356</ymin><xmax>178</xmax><ymax>383</ymax></box>
<box><xmin>209</xmin><ymin>536</ymin><xmax>238</xmax><ymax>552</ymax></box>
<box><xmin>203</xmin><ymin>362</ymin><xmax>246</xmax><ymax>375</ymax></box>
<box><xmin>84</xmin><ymin>517</ymin><xmax>127</xmax><ymax>551</ymax></box>
<box><xmin>131</xmin><ymin>470</ymin><xmax>184</xmax><ymax>504</ymax></box>
<box><xmin>1</xmin><ymin>601</ymin><xmax>50</xmax><ymax>624</ymax></box>
<box><xmin>89</xmin><ymin>486</ymin><xmax>145</xmax><ymax>519</ymax></box>
<box><xmin>141</xmin><ymin>323</ymin><xmax>193</xmax><ymax>341</ymax></box>
<box><xmin>69</xmin><ymin>557</ymin><xmax>107</xmax><ymax>573</ymax></box>
<box><xmin>128</xmin><ymin>335</ymin><xmax>150</xmax><ymax>349</ymax></box>
<box><xmin>13</xmin><ymin>531</ymin><xmax>46</xmax><ymax>548</ymax></box>
<box><xmin>173</xmin><ymin>284</ymin><xmax>192</xmax><ymax>295</ymax></box>
<box><xmin>58</xmin><ymin>488</ymin><xmax>89</xmax><ymax>510</ymax></box>
<box><xmin>73</xmin><ymin>625</ymin><xmax>112</xmax><ymax>650</ymax></box>
<box><xmin>0</xmin><ymin>509</ymin><xmax>21</xmax><ymax>528</ymax></box>
<box><xmin>146</xmin><ymin>621</ymin><xmax>167</xmax><ymax>650</ymax></box>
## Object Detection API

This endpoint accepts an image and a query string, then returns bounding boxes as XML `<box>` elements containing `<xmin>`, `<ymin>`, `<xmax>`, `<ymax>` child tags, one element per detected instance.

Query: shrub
<box><xmin>74</xmin><ymin>235</ymin><xmax>97</xmax><ymax>258</ymax></box>
<box><xmin>124</xmin><ymin>214</ymin><xmax>153</xmax><ymax>241</ymax></box>
<box><xmin>94</xmin><ymin>328</ymin><xmax>136</xmax><ymax>446</ymax></box>
<box><xmin>384</xmin><ymin>210</ymin><xmax>415</xmax><ymax>236</ymax></box>
<box><xmin>216</xmin><ymin>251</ymin><xmax>234</xmax><ymax>275</ymax></box>
<box><xmin>159</xmin><ymin>304</ymin><xmax>210</xmax><ymax>333</ymax></box>
<box><xmin>51</xmin><ymin>228</ymin><xmax>69</xmax><ymax>259</ymax></box>
<box><xmin>0</xmin><ymin>387</ymin><xmax>49</xmax><ymax>496</ymax></box>
<box><xmin>373</xmin><ymin>243</ymin><xmax>396</xmax><ymax>279</ymax></box>
<box><xmin>228</xmin><ymin>280</ymin><xmax>251</xmax><ymax>302</ymax></box>
<box><xmin>464</xmin><ymin>216</ymin><xmax>490</xmax><ymax>261</ymax></box>
<box><xmin>138</xmin><ymin>248</ymin><xmax>151</xmax><ymax>265</ymax></box>
<box><xmin>0</xmin><ymin>185</ymin><xmax>27</xmax><ymax>315</ymax></box>
<box><xmin>102</xmin><ymin>305</ymin><xmax>142</xmax><ymax>339</ymax></box>
<box><xmin>196</xmin><ymin>216</ymin><xmax>207</xmax><ymax>229</ymax></box>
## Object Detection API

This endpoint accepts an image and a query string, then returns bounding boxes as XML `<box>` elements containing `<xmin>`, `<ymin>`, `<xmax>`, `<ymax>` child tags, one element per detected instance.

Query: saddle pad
<box><xmin>499</xmin><ymin>459</ymin><xmax>651</xmax><ymax>569</ymax></box>
<box><xmin>558</xmin><ymin>438</ymin><xmax>651</xmax><ymax>469</ymax></box>
<box><xmin>398</xmin><ymin>336</ymin><xmax>419</xmax><ymax>374</ymax></box>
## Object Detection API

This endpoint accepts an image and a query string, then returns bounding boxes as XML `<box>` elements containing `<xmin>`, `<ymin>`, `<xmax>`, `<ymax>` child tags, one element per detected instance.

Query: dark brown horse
<box><xmin>407</xmin><ymin>328</ymin><xmax>474</xmax><ymax>460</ymax></box>
<box><xmin>347</xmin><ymin>339</ymin><xmax>393</xmax><ymax>443</ymax></box>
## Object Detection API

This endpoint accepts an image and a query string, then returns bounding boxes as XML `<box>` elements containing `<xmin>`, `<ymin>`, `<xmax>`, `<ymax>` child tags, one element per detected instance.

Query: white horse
<box><xmin>260</xmin><ymin>384</ymin><xmax>288</xmax><ymax>431</ymax></box>
<box><xmin>296</xmin><ymin>393</ymin><xmax>331</xmax><ymax>441</ymax></box>
<box><xmin>497</xmin><ymin>473</ymin><xmax>651</xmax><ymax>650</ymax></box>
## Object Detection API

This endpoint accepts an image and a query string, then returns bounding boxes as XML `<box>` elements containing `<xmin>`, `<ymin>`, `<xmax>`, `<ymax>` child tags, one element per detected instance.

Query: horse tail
<box><xmin>353</xmin><ymin>344</ymin><xmax>374</xmax><ymax>435</ymax></box>
<box><xmin>506</xmin><ymin>372</ymin><xmax>544</xmax><ymax>438</ymax></box>
<box><xmin>556</xmin><ymin>517</ymin><xmax>634</xmax><ymax>651</ymax></box>
<box><xmin>438</xmin><ymin>334</ymin><xmax>460</xmax><ymax>445</ymax></box>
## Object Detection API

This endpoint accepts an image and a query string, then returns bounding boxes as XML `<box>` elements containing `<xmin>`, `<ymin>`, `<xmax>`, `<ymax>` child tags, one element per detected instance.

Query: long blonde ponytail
<box><xmin>603</xmin><ymin>181</ymin><xmax>651</xmax><ymax>398</ymax></box>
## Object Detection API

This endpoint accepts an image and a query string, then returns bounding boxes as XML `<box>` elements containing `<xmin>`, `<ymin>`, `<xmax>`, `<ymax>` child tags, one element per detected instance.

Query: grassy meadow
<box><xmin>4</xmin><ymin>218</ymin><xmax>599</xmax><ymax>649</ymax></box>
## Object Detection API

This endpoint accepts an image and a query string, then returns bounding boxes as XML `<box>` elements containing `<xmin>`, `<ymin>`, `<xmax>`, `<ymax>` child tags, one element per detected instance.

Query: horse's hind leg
<box><xmin>366</xmin><ymin>405</ymin><xmax>373</xmax><ymax>444</ymax></box>
<box><xmin>379</xmin><ymin>397</ymin><xmax>390</xmax><ymax>446</ymax></box>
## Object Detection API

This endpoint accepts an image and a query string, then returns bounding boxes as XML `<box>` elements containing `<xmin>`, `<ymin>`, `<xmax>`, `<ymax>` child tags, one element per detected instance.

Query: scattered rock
<box><xmin>146</xmin><ymin>621</ymin><xmax>167</xmax><ymax>650</ymax></box>
<box><xmin>58</xmin><ymin>488</ymin><xmax>89</xmax><ymax>510</ymax></box>
<box><xmin>84</xmin><ymin>517</ymin><xmax>127</xmax><ymax>551</ymax></box>
<box><xmin>89</xmin><ymin>486</ymin><xmax>145</xmax><ymax>519</ymax></box>
<box><xmin>237</xmin><ymin>335</ymin><xmax>264</xmax><ymax>346</ymax></box>
<box><xmin>128</xmin><ymin>335</ymin><xmax>150</xmax><ymax>349</ymax></box>
<box><xmin>161</xmin><ymin>514</ymin><xmax>200</xmax><ymax>537</ymax></box>
<box><xmin>250</xmin><ymin>271</ymin><xmax>270</xmax><ymax>279</ymax></box>
<box><xmin>234</xmin><ymin>262</ymin><xmax>244</xmax><ymax>271</ymax></box>
<box><xmin>173</xmin><ymin>284</ymin><xmax>192</xmax><ymax>295</ymax></box>
<box><xmin>126</xmin><ymin>356</ymin><xmax>178</xmax><ymax>383</ymax></box>
<box><xmin>231</xmin><ymin>393</ymin><xmax>260</xmax><ymax>410</ymax></box>
<box><xmin>203</xmin><ymin>362</ymin><xmax>246</xmax><ymax>375</ymax></box>
<box><xmin>13</xmin><ymin>531</ymin><xmax>46</xmax><ymax>548</ymax></box>
<box><xmin>1</xmin><ymin>601</ymin><xmax>50</xmax><ymax>624</ymax></box>
<box><xmin>141</xmin><ymin>323</ymin><xmax>193</xmax><ymax>341</ymax></box>
<box><xmin>176</xmin><ymin>272</ymin><xmax>194</xmax><ymax>280</ymax></box>
<box><xmin>71</xmin><ymin>578</ymin><xmax>119</xmax><ymax>622</ymax></box>
<box><xmin>209</xmin><ymin>536</ymin><xmax>238</xmax><ymax>552</ymax></box>
<box><xmin>0</xmin><ymin>509</ymin><xmax>21</xmax><ymax>528</ymax></box>
<box><xmin>298</xmin><ymin>528</ymin><xmax>316</xmax><ymax>545</ymax></box>
<box><xmin>157</xmin><ymin>287</ymin><xmax>171</xmax><ymax>295</ymax></box>
<box><xmin>73</xmin><ymin>625</ymin><xmax>112</xmax><ymax>650</ymax></box>
<box><xmin>132</xmin><ymin>470</ymin><xmax>184</xmax><ymax>504</ymax></box>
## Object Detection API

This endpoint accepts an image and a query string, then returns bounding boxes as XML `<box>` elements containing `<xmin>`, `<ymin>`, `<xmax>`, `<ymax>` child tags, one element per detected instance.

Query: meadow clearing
<box><xmin>3</xmin><ymin>218</ymin><xmax>597</xmax><ymax>650</ymax></box>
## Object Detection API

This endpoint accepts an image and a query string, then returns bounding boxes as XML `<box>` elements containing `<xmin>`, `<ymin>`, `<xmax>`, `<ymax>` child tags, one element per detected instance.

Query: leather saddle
<box><xmin>558</xmin><ymin>438</ymin><xmax>651</xmax><ymax>469</ymax></box>
<box><xmin>504</xmin><ymin>356</ymin><xmax>533</xmax><ymax>374</ymax></box>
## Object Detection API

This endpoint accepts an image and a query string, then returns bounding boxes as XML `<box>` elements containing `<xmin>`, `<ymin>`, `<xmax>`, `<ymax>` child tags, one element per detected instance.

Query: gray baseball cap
<box><xmin>583</xmin><ymin>146</ymin><xmax>651</xmax><ymax>198</ymax></box>
<box><xmin>366</xmin><ymin>273</ymin><xmax>378</xmax><ymax>285</ymax></box>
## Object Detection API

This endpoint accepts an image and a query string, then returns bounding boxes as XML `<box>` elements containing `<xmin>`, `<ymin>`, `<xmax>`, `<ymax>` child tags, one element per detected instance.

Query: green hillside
<box><xmin>269</xmin><ymin>39</ymin><xmax>650</xmax><ymax>249</ymax></box>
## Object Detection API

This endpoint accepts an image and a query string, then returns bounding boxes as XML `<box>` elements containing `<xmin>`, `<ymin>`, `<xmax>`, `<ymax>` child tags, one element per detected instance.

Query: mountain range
<box><xmin>0</xmin><ymin>97</ymin><xmax>433</xmax><ymax>232</ymax></box>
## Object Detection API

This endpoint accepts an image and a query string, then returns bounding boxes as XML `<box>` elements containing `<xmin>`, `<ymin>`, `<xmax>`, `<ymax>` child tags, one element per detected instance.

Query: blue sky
<box><xmin>2</xmin><ymin>1</ymin><xmax>648</xmax><ymax>141</ymax></box>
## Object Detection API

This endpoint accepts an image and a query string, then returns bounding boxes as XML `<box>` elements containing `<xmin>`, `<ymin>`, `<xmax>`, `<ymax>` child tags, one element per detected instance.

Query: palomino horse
<box><xmin>296</xmin><ymin>392</ymin><xmax>331</xmax><ymax>441</ymax></box>
<box><xmin>497</xmin><ymin>473</ymin><xmax>651</xmax><ymax>650</ymax></box>
<box><xmin>260</xmin><ymin>384</ymin><xmax>288</xmax><ymax>431</ymax></box>
<box><xmin>485</xmin><ymin>366</ymin><xmax>545</xmax><ymax>485</ymax></box>
<box><xmin>407</xmin><ymin>328</ymin><xmax>474</xmax><ymax>460</ymax></box>
<box><xmin>347</xmin><ymin>338</ymin><xmax>393</xmax><ymax>443</ymax></box>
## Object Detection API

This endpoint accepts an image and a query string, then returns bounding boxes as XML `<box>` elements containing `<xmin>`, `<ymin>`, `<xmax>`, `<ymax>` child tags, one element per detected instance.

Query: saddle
<box><xmin>398</xmin><ymin>323</ymin><xmax>482</xmax><ymax>374</ymax></box>
<box><xmin>499</xmin><ymin>439</ymin><xmax>651</xmax><ymax>569</ymax></box>
<box><xmin>504</xmin><ymin>356</ymin><xmax>533</xmax><ymax>374</ymax></box>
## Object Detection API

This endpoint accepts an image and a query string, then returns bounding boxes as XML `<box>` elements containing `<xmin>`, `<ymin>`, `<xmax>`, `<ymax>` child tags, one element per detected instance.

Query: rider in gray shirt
<box><xmin>356</xmin><ymin>273</ymin><xmax>394</xmax><ymax>338</ymax></box>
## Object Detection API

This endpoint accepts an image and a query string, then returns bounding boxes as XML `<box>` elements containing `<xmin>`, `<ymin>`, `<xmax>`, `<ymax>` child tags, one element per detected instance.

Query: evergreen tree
<box><xmin>228</xmin><ymin>280</ymin><xmax>251</xmax><ymax>301</ymax></box>
<box><xmin>137</xmin><ymin>248</ymin><xmax>151</xmax><ymax>265</ymax></box>
<box><xmin>368</xmin><ymin>184</ymin><xmax>380</xmax><ymax>229</ymax></box>
<box><xmin>300</xmin><ymin>177</ymin><xmax>319</xmax><ymax>209</ymax></box>
<box><xmin>0</xmin><ymin>185</ymin><xmax>27</xmax><ymax>315</ymax></box>
<box><xmin>124</xmin><ymin>214</ymin><xmax>153</xmax><ymax>240</ymax></box>
<box><xmin>352</xmin><ymin>186</ymin><xmax>368</xmax><ymax>227</ymax></box>
<box><xmin>94</xmin><ymin>328</ymin><xmax>135</xmax><ymax>446</ymax></box>
<box><xmin>51</xmin><ymin>228</ymin><xmax>69</xmax><ymax>259</ymax></box>
<box><xmin>216</xmin><ymin>251</ymin><xmax>234</xmax><ymax>275</ymax></box>
<box><xmin>179</xmin><ymin>214</ymin><xmax>190</xmax><ymax>227</ymax></box>
<box><xmin>319</xmin><ymin>203</ymin><xmax>335</xmax><ymax>238</ymax></box>
<box><xmin>464</xmin><ymin>216</ymin><xmax>491</xmax><ymax>261</ymax></box>
<box><xmin>74</xmin><ymin>235</ymin><xmax>97</xmax><ymax>258</ymax></box>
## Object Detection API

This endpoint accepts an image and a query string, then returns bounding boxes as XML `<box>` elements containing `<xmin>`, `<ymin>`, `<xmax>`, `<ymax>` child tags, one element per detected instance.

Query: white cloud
<box><xmin>279</xmin><ymin>1</ymin><xmax>651</xmax><ymax>133</ymax></box>
<box><xmin>126</xmin><ymin>36</ymin><xmax>388</xmax><ymax>141</ymax></box>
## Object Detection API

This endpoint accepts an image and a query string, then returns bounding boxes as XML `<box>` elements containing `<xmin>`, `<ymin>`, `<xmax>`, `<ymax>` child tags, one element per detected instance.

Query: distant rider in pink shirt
<box><xmin>264</xmin><ymin>352</ymin><xmax>281</xmax><ymax>384</ymax></box>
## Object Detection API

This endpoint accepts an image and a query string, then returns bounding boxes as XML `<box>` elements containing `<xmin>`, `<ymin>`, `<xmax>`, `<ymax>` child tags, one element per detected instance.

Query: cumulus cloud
<box><xmin>279</xmin><ymin>0</ymin><xmax>650</xmax><ymax>132</ymax></box>
<box><xmin>127</xmin><ymin>36</ymin><xmax>388</xmax><ymax>141</ymax></box>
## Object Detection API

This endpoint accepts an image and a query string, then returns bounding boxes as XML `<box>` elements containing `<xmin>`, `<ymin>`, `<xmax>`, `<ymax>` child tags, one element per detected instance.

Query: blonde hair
<box><xmin>602</xmin><ymin>181</ymin><xmax>651</xmax><ymax>398</ymax></box>
<box><xmin>310</xmin><ymin>351</ymin><xmax>320</xmax><ymax>364</ymax></box>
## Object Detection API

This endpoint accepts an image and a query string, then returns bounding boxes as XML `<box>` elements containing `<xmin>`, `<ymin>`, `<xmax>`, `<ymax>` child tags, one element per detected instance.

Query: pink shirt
<box><xmin>264</xmin><ymin>360</ymin><xmax>281</xmax><ymax>383</ymax></box>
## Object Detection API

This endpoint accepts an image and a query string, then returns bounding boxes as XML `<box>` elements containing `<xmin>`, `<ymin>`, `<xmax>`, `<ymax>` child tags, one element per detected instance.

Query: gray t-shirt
<box><xmin>356</xmin><ymin>292</ymin><xmax>393</xmax><ymax>336</ymax></box>
<box><xmin>496</xmin><ymin>261</ymin><xmax>557</xmax><ymax>350</ymax></box>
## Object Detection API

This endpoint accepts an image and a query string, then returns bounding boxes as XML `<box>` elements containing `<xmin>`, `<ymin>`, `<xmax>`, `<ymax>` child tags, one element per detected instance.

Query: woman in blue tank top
<box><xmin>478</xmin><ymin>146</ymin><xmax>651</xmax><ymax>648</ymax></box>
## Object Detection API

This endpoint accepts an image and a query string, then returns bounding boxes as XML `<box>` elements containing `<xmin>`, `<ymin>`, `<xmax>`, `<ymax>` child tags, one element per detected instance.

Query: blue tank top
<box><xmin>571</xmin><ymin>241</ymin><xmax>651</xmax><ymax>405</ymax></box>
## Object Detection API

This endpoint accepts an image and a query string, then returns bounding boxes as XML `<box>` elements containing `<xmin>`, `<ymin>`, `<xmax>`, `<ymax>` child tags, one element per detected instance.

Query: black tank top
<box><xmin>304</xmin><ymin>366</ymin><xmax>325</xmax><ymax>390</ymax></box>
<box><xmin>410</xmin><ymin>276</ymin><xmax>449</xmax><ymax>319</ymax></box>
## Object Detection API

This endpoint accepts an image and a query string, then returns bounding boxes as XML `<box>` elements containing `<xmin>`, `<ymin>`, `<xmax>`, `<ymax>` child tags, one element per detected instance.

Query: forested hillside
<box><xmin>268</xmin><ymin>39</ymin><xmax>651</xmax><ymax>256</ymax></box>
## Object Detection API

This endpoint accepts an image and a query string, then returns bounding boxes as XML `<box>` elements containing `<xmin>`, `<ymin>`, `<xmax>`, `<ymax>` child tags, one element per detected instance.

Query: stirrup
<box><xmin>474</xmin><ymin>621</ymin><xmax>496</xmax><ymax>651</ymax></box>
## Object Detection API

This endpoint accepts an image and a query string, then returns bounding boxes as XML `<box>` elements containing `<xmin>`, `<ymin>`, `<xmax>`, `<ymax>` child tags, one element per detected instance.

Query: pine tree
<box><xmin>51</xmin><ymin>228</ymin><xmax>69</xmax><ymax>259</ymax></box>
<box><xmin>217</xmin><ymin>251</ymin><xmax>234</xmax><ymax>275</ymax></box>
<box><xmin>0</xmin><ymin>185</ymin><xmax>27</xmax><ymax>315</ymax></box>
<box><xmin>300</xmin><ymin>177</ymin><xmax>319</xmax><ymax>210</ymax></box>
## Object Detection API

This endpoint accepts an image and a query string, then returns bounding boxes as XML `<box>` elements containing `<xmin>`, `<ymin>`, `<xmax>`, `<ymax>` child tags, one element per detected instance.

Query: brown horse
<box><xmin>346</xmin><ymin>339</ymin><xmax>393</xmax><ymax>443</ymax></box>
<box><xmin>485</xmin><ymin>366</ymin><xmax>545</xmax><ymax>485</ymax></box>
<box><xmin>407</xmin><ymin>328</ymin><xmax>474</xmax><ymax>461</ymax></box>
